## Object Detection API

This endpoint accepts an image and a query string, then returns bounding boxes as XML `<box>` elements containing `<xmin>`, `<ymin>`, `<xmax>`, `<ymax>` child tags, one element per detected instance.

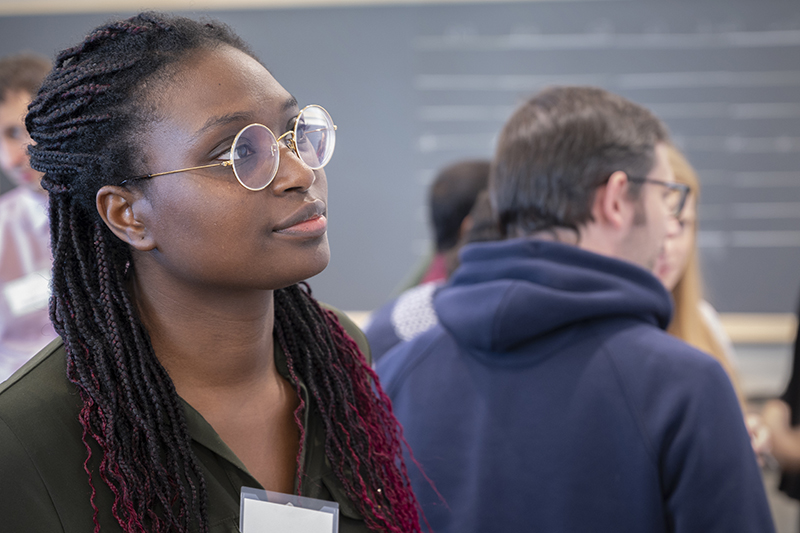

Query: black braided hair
<box><xmin>26</xmin><ymin>12</ymin><xmax>420</xmax><ymax>533</ymax></box>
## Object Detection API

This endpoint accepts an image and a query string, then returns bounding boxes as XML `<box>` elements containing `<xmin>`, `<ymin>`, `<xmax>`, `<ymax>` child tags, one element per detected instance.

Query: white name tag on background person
<box><xmin>3</xmin><ymin>268</ymin><xmax>51</xmax><ymax>317</ymax></box>
<box><xmin>240</xmin><ymin>487</ymin><xmax>339</xmax><ymax>533</ymax></box>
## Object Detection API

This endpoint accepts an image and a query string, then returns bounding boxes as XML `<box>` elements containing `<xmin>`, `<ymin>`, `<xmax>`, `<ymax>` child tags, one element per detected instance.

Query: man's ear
<box><xmin>594</xmin><ymin>171</ymin><xmax>632</xmax><ymax>230</ymax></box>
<box><xmin>96</xmin><ymin>185</ymin><xmax>156</xmax><ymax>251</ymax></box>
<box><xmin>458</xmin><ymin>213</ymin><xmax>474</xmax><ymax>243</ymax></box>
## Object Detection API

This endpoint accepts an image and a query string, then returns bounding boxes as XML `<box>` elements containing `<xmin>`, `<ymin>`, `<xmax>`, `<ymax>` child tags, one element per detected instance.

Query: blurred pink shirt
<box><xmin>420</xmin><ymin>253</ymin><xmax>448</xmax><ymax>285</ymax></box>
<box><xmin>0</xmin><ymin>186</ymin><xmax>56</xmax><ymax>381</ymax></box>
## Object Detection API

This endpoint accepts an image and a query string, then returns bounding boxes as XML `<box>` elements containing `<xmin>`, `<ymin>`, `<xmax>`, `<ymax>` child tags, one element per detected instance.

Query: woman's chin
<box><xmin>281</xmin><ymin>241</ymin><xmax>331</xmax><ymax>287</ymax></box>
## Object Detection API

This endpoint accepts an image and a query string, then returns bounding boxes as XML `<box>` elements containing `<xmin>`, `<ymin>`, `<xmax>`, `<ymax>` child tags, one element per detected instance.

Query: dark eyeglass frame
<box><xmin>120</xmin><ymin>104</ymin><xmax>336</xmax><ymax>191</ymax></box>
<box><xmin>626</xmin><ymin>177</ymin><xmax>690</xmax><ymax>217</ymax></box>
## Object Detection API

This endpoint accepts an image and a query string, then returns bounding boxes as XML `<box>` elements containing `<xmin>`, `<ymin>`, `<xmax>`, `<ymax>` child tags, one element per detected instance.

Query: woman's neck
<box><xmin>130</xmin><ymin>269</ymin><xmax>278</xmax><ymax>397</ymax></box>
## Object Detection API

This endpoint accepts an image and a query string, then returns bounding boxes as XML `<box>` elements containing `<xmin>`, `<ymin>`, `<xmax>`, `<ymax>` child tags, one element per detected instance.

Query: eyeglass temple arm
<box><xmin>145</xmin><ymin>161</ymin><xmax>233</xmax><ymax>179</ymax></box>
<box><xmin>121</xmin><ymin>161</ymin><xmax>233</xmax><ymax>185</ymax></box>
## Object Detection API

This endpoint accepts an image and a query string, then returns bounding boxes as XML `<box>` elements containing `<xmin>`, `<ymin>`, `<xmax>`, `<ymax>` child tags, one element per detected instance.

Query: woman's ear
<box><xmin>96</xmin><ymin>185</ymin><xmax>156</xmax><ymax>251</ymax></box>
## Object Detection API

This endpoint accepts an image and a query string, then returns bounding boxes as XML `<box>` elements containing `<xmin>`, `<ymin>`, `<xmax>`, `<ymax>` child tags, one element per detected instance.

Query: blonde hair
<box><xmin>666</xmin><ymin>145</ymin><xmax>746</xmax><ymax>409</ymax></box>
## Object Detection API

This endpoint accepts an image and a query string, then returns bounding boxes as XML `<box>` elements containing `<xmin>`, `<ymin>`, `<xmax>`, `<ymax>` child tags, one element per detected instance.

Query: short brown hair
<box><xmin>492</xmin><ymin>86</ymin><xmax>669</xmax><ymax>237</ymax></box>
<box><xmin>0</xmin><ymin>52</ymin><xmax>51</xmax><ymax>103</ymax></box>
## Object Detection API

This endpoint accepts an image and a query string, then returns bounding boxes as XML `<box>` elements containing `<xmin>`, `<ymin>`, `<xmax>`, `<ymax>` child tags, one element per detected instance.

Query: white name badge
<box><xmin>240</xmin><ymin>487</ymin><xmax>339</xmax><ymax>533</ymax></box>
<box><xmin>3</xmin><ymin>268</ymin><xmax>51</xmax><ymax>317</ymax></box>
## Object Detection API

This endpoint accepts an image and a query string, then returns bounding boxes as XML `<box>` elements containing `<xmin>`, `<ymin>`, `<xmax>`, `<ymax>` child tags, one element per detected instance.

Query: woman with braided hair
<box><xmin>0</xmin><ymin>12</ymin><xmax>422</xmax><ymax>533</ymax></box>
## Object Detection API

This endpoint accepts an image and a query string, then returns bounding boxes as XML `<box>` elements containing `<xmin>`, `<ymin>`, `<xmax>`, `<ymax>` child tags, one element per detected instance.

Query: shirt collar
<box><xmin>180</xmin><ymin>339</ymin><xmax>312</xmax><ymax>489</ymax></box>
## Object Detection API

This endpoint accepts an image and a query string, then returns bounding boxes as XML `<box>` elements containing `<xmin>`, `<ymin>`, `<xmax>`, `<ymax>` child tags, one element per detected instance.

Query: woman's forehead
<box><xmin>153</xmin><ymin>46</ymin><xmax>293</xmax><ymax>131</ymax></box>
<box><xmin>138</xmin><ymin>45</ymin><xmax>296</xmax><ymax>168</ymax></box>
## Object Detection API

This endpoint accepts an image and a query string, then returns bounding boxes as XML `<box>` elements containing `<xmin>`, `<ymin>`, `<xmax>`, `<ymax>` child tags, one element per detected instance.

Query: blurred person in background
<box><xmin>653</xmin><ymin>145</ymin><xmax>771</xmax><ymax>457</ymax></box>
<box><xmin>0</xmin><ymin>52</ymin><xmax>56</xmax><ymax>381</ymax></box>
<box><xmin>653</xmin><ymin>145</ymin><xmax>745</xmax><ymax>408</ymax></box>
<box><xmin>365</xmin><ymin>159</ymin><xmax>490</xmax><ymax>361</ymax></box>
<box><xmin>762</xmin><ymin>295</ymin><xmax>800</xmax><ymax>498</ymax></box>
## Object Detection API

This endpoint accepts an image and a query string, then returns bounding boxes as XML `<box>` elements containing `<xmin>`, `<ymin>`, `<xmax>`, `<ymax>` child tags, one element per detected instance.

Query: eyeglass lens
<box><xmin>230</xmin><ymin>105</ymin><xmax>336</xmax><ymax>191</ymax></box>
<box><xmin>667</xmin><ymin>187</ymin><xmax>687</xmax><ymax>217</ymax></box>
<box><xmin>294</xmin><ymin>106</ymin><xmax>336</xmax><ymax>169</ymax></box>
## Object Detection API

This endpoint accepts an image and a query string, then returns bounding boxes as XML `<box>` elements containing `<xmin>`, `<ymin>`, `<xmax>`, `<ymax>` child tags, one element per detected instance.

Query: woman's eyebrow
<box><xmin>282</xmin><ymin>95</ymin><xmax>298</xmax><ymax>113</ymax></box>
<box><xmin>190</xmin><ymin>97</ymin><xmax>299</xmax><ymax>142</ymax></box>
<box><xmin>191</xmin><ymin>112</ymin><xmax>252</xmax><ymax>142</ymax></box>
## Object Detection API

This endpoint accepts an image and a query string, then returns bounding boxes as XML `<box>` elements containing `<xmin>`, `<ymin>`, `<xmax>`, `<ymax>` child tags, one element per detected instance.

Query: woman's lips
<box><xmin>275</xmin><ymin>214</ymin><xmax>327</xmax><ymax>238</ymax></box>
<box><xmin>274</xmin><ymin>200</ymin><xmax>327</xmax><ymax>238</ymax></box>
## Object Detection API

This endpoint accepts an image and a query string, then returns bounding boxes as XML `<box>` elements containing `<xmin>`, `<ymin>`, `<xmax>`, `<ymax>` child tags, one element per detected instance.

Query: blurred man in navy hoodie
<box><xmin>377</xmin><ymin>86</ymin><xmax>774</xmax><ymax>533</ymax></box>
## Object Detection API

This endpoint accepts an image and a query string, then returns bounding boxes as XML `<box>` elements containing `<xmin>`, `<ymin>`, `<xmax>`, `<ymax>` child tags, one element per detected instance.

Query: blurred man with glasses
<box><xmin>0</xmin><ymin>53</ymin><xmax>56</xmax><ymax>382</ymax></box>
<box><xmin>377</xmin><ymin>86</ymin><xmax>774</xmax><ymax>533</ymax></box>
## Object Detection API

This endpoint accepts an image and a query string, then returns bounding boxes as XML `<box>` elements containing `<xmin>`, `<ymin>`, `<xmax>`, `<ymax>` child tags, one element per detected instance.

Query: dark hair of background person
<box><xmin>491</xmin><ymin>86</ymin><xmax>669</xmax><ymax>238</ymax></box>
<box><xmin>429</xmin><ymin>159</ymin><xmax>490</xmax><ymax>251</ymax></box>
<box><xmin>0</xmin><ymin>52</ymin><xmax>51</xmax><ymax>103</ymax></box>
<box><xmin>462</xmin><ymin>190</ymin><xmax>501</xmax><ymax>245</ymax></box>
<box><xmin>25</xmin><ymin>12</ymin><xmax>419</xmax><ymax>533</ymax></box>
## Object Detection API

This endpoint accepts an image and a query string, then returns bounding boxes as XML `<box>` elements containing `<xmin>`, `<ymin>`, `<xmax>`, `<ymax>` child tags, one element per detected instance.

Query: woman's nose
<box><xmin>269</xmin><ymin>143</ymin><xmax>316</xmax><ymax>193</ymax></box>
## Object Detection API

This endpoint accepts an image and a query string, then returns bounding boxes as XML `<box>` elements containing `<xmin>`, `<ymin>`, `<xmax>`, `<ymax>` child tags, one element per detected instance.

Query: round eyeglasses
<box><xmin>121</xmin><ymin>104</ymin><xmax>337</xmax><ymax>191</ymax></box>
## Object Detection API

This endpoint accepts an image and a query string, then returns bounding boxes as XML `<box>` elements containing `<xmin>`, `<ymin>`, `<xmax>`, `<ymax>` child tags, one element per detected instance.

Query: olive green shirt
<box><xmin>0</xmin><ymin>310</ymin><xmax>373</xmax><ymax>532</ymax></box>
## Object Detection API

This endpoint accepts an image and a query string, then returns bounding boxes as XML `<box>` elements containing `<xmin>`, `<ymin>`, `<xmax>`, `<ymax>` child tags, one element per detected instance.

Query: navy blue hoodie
<box><xmin>377</xmin><ymin>238</ymin><xmax>774</xmax><ymax>533</ymax></box>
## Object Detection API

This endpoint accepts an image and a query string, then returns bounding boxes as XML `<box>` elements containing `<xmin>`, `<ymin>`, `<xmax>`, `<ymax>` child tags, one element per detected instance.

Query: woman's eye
<box><xmin>232</xmin><ymin>142</ymin><xmax>255</xmax><ymax>161</ymax></box>
<box><xmin>213</xmin><ymin>143</ymin><xmax>255</xmax><ymax>162</ymax></box>
<box><xmin>212</xmin><ymin>142</ymin><xmax>235</xmax><ymax>161</ymax></box>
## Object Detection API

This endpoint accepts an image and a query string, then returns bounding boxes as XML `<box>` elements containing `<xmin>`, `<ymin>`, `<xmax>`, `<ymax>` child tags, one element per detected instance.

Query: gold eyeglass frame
<box><xmin>121</xmin><ymin>104</ymin><xmax>337</xmax><ymax>191</ymax></box>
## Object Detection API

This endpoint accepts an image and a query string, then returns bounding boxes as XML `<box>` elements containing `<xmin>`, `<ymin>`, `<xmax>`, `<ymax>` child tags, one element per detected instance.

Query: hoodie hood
<box><xmin>434</xmin><ymin>238</ymin><xmax>672</xmax><ymax>353</ymax></box>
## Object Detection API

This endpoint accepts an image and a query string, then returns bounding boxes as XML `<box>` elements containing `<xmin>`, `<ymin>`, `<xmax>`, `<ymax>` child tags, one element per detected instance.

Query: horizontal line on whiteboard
<box><xmin>696</xmin><ymin>206</ymin><xmax>726</xmax><ymax>221</ymax></box>
<box><xmin>698</xmin><ymin>230</ymin><xmax>800</xmax><ymax>248</ymax></box>
<box><xmin>692</xmin><ymin>170</ymin><xmax>800</xmax><ymax>188</ymax></box>
<box><xmin>731</xmin><ymin>171</ymin><xmax>800</xmax><ymax>187</ymax></box>
<box><xmin>730</xmin><ymin>202</ymin><xmax>800</xmax><ymax>219</ymax></box>
<box><xmin>648</xmin><ymin>103</ymin><xmax>800</xmax><ymax>119</ymax></box>
<box><xmin>415</xmin><ymin>71</ymin><xmax>800</xmax><ymax>91</ymax></box>
<box><xmin>418</xmin><ymin>105</ymin><xmax>516</xmax><ymax>121</ymax></box>
<box><xmin>676</xmin><ymin>135</ymin><xmax>800</xmax><ymax>153</ymax></box>
<box><xmin>417</xmin><ymin>132</ymin><xmax>497</xmax><ymax>153</ymax></box>
<box><xmin>415</xmin><ymin>29</ymin><xmax>800</xmax><ymax>51</ymax></box>
<box><xmin>419</xmin><ymin>103</ymin><xmax>800</xmax><ymax>122</ymax></box>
